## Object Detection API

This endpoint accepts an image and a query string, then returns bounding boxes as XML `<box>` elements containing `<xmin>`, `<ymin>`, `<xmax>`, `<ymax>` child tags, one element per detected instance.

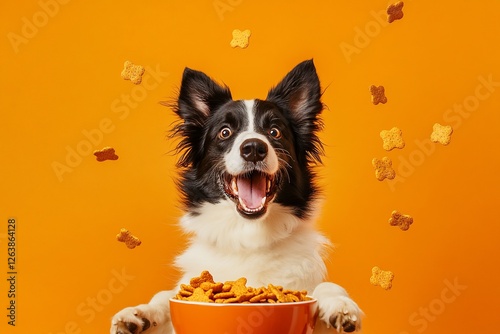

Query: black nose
<box><xmin>240</xmin><ymin>139</ymin><xmax>268</xmax><ymax>163</ymax></box>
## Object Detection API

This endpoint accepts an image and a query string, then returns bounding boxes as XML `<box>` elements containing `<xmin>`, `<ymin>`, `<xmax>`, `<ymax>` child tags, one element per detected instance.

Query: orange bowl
<box><xmin>169</xmin><ymin>298</ymin><xmax>318</xmax><ymax>334</ymax></box>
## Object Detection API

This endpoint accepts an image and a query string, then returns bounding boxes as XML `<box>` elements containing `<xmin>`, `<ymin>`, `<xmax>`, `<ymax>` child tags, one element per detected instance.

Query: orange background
<box><xmin>1</xmin><ymin>0</ymin><xmax>500</xmax><ymax>333</ymax></box>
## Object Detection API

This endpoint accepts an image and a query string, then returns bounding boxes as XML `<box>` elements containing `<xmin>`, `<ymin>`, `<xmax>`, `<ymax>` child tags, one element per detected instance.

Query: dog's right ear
<box><xmin>177</xmin><ymin>68</ymin><xmax>232</xmax><ymax>120</ymax></box>
<box><xmin>170</xmin><ymin>68</ymin><xmax>232</xmax><ymax>167</ymax></box>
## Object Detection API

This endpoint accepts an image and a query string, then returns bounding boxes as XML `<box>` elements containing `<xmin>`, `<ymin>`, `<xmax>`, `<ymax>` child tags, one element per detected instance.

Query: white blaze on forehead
<box><xmin>223</xmin><ymin>99</ymin><xmax>279</xmax><ymax>175</ymax></box>
<box><xmin>244</xmin><ymin>99</ymin><xmax>255</xmax><ymax>132</ymax></box>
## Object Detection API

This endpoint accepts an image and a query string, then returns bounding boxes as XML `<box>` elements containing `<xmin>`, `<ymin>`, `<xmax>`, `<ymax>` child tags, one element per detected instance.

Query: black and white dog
<box><xmin>110</xmin><ymin>60</ymin><xmax>362</xmax><ymax>334</ymax></box>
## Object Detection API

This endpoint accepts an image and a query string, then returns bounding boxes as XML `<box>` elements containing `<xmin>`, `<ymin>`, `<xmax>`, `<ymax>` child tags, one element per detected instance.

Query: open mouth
<box><xmin>222</xmin><ymin>171</ymin><xmax>278</xmax><ymax>218</ymax></box>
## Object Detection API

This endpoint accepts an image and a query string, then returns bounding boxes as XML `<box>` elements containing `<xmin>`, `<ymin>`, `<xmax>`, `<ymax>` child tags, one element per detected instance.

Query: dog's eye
<box><xmin>269</xmin><ymin>127</ymin><xmax>282</xmax><ymax>139</ymax></box>
<box><xmin>218</xmin><ymin>127</ymin><xmax>233</xmax><ymax>139</ymax></box>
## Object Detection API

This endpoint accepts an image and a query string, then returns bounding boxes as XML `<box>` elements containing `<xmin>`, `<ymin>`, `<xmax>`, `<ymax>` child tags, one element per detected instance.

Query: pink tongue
<box><xmin>236</xmin><ymin>174</ymin><xmax>267</xmax><ymax>209</ymax></box>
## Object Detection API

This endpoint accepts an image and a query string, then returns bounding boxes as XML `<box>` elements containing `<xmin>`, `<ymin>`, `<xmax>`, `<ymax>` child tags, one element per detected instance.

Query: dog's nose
<box><xmin>240</xmin><ymin>139</ymin><xmax>268</xmax><ymax>163</ymax></box>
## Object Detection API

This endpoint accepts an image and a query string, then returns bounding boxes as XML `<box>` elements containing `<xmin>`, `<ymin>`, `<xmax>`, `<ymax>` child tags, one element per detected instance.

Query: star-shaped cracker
<box><xmin>185</xmin><ymin>287</ymin><xmax>214</xmax><ymax>303</ymax></box>
<box><xmin>372</xmin><ymin>157</ymin><xmax>396</xmax><ymax>181</ymax></box>
<box><xmin>230</xmin><ymin>29</ymin><xmax>251</xmax><ymax>48</ymax></box>
<box><xmin>370</xmin><ymin>85</ymin><xmax>387</xmax><ymax>105</ymax></box>
<box><xmin>387</xmin><ymin>1</ymin><xmax>404</xmax><ymax>23</ymax></box>
<box><xmin>222</xmin><ymin>277</ymin><xmax>254</xmax><ymax>303</ymax></box>
<box><xmin>380</xmin><ymin>127</ymin><xmax>405</xmax><ymax>151</ymax></box>
<box><xmin>431</xmin><ymin>123</ymin><xmax>453</xmax><ymax>145</ymax></box>
<box><xmin>389</xmin><ymin>210</ymin><xmax>413</xmax><ymax>231</ymax></box>
<box><xmin>370</xmin><ymin>266</ymin><xmax>394</xmax><ymax>290</ymax></box>
<box><xmin>93</xmin><ymin>147</ymin><xmax>119</xmax><ymax>162</ymax></box>
<box><xmin>121</xmin><ymin>61</ymin><xmax>145</xmax><ymax>85</ymax></box>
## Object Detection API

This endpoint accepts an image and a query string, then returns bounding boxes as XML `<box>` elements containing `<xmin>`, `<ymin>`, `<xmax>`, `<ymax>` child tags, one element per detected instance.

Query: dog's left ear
<box><xmin>267</xmin><ymin>60</ymin><xmax>324</xmax><ymax>162</ymax></box>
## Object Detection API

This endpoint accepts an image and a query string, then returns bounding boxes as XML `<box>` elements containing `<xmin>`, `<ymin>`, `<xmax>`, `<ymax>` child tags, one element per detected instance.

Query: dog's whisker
<box><xmin>275</xmin><ymin>148</ymin><xmax>294</xmax><ymax>161</ymax></box>
<box><xmin>276</xmin><ymin>163</ymin><xmax>292</xmax><ymax>184</ymax></box>
<box><xmin>277</xmin><ymin>157</ymin><xmax>292</xmax><ymax>171</ymax></box>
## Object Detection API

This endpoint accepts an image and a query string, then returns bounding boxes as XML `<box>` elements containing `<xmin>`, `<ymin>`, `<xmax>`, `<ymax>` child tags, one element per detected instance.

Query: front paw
<box><xmin>110</xmin><ymin>305</ymin><xmax>156</xmax><ymax>334</ymax></box>
<box><xmin>314</xmin><ymin>283</ymin><xmax>363</xmax><ymax>332</ymax></box>
<box><xmin>326</xmin><ymin>297</ymin><xmax>361</xmax><ymax>332</ymax></box>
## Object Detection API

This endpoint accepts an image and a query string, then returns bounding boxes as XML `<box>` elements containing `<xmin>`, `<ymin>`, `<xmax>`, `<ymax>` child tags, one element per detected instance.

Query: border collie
<box><xmin>110</xmin><ymin>60</ymin><xmax>362</xmax><ymax>334</ymax></box>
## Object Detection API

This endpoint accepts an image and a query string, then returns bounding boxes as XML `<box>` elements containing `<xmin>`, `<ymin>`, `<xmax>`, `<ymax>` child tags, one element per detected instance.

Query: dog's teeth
<box><xmin>238</xmin><ymin>197</ymin><xmax>265</xmax><ymax>213</ymax></box>
<box><xmin>267</xmin><ymin>179</ymin><xmax>271</xmax><ymax>192</ymax></box>
<box><xmin>261</xmin><ymin>197</ymin><xmax>266</xmax><ymax>205</ymax></box>
<box><xmin>231</xmin><ymin>178</ymin><xmax>238</xmax><ymax>195</ymax></box>
<box><xmin>238</xmin><ymin>198</ymin><xmax>247</xmax><ymax>210</ymax></box>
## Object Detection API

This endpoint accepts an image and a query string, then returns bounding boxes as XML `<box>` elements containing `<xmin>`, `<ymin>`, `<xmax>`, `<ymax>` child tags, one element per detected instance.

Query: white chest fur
<box><xmin>175</xmin><ymin>200</ymin><xmax>330</xmax><ymax>292</ymax></box>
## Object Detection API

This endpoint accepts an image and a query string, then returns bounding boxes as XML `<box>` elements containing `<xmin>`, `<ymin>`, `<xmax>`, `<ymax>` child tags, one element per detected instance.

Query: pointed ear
<box><xmin>266</xmin><ymin>59</ymin><xmax>322</xmax><ymax>119</ymax></box>
<box><xmin>266</xmin><ymin>60</ymin><xmax>324</xmax><ymax>163</ymax></box>
<box><xmin>169</xmin><ymin>68</ymin><xmax>232</xmax><ymax>168</ymax></box>
<box><xmin>177</xmin><ymin>67</ymin><xmax>232</xmax><ymax>120</ymax></box>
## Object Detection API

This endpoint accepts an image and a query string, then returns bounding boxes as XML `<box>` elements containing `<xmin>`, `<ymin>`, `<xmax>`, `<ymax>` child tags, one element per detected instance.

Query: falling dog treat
<box><xmin>370</xmin><ymin>266</ymin><xmax>394</xmax><ymax>290</ymax></box>
<box><xmin>370</xmin><ymin>85</ymin><xmax>388</xmax><ymax>105</ymax></box>
<box><xmin>121</xmin><ymin>60</ymin><xmax>145</xmax><ymax>85</ymax></box>
<box><xmin>230</xmin><ymin>29</ymin><xmax>251</xmax><ymax>48</ymax></box>
<box><xmin>116</xmin><ymin>228</ymin><xmax>141</xmax><ymax>249</ymax></box>
<box><xmin>389</xmin><ymin>210</ymin><xmax>413</xmax><ymax>231</ymax></box>
<box><xmin>93</xmin><ymin>147</ymin><xmax>119</xmax><ymax>162</ymax></box>
<box><xmin>387</xmin><ymin>1</ymin><xmax>404</xmax><ymax>23</ymax></box>
<box><xmin>372</xmin><ymin>157</ymin><xmax>396</xmax><ymax>181</ymax></box>
<box><xmin>380</xmin><ymin>127</ymin><xmax>405</xmax><ymax>151</ymax></box>
<box><xmin>430</xmin><ymin>123</ymin><xmax>453</xmax><ymax>145</ymax></box>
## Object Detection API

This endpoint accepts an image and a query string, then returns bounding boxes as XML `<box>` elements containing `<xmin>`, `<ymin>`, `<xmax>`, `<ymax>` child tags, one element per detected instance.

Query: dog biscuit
<box><xmin>190</xmin><ymin>270</ymin><xmax>215</xmax><ymax>288</ymax></box>
<box><xmin>174</xmin><ymin>271</ymin><xmax>311</xmax><ymax>304</ymax></box>
<box><xmin>389</xmin><ymin>210</ymin><xmax>413</xmax><ymax>231</ymax></box>
<box><xmin>370</xmin><ymin>85</ymin><xmax>387</xmax><ymax>105</ymax></box>
<box><xmin>176</xmin><ymin>284</ymin><xmax>196</xmax><ymax>299</ymax></box>
<box><xmin>213</xmin><ymin>291</ymin><xmax>235</xmax><ymax>299</ymax></box>
<box><xmin>249</xmin><ymin>292</ymin><xmax>269</xmax><ymax>303</ymax></box>
<box><xmin>116</xmin><ymin>228</ymin><xmax>141</xmax><ymax>249</ymax></box>
<box><xmin>372</xmin><ymin>157</ymin><xmax>396</xmax><ymax>181</ymax></box>
<box><xmin>370</xmin><ymin>266</ymin><xmax>394</xmax><ymax>290</ymax></box>
<box><xmin>200</xmin><ymin>281</ymin><xmax>224</xmax><ymax>293</ymax></box>
<box><xmin>180</xmin><ymin>283</ymin><xmax>194</xmax><ymax>293</ymax></box>
<box><xmin>230</xmin><ymin>29</ymin><xmax>251</xmax><ymax>48</ymax></box>
<box><xmin>228</xmin><ymin>277</ymin><xmax>250</xmax><ymax>295</ymax></box>
<box><xmin>430</xmin><ymin>123</ymin><xmax>453</xmax><ymax>145</ymax></box>
<box><xmin>268</xmin><ymin>283</ymin><xmax>287</xmax><ymax>303</ymax></box>
<box><xmin>93</xmin><ymin>147</ymin><xmax>119</xmax><ymax>162</ymax></box>
<box><xmin>121</xmin><ymin>61</ymin><xmax>145</xmax><ymax>85</ymax></box>
<box><xmin>185</xmin><ymin>287</ymin><xmax>214</xmax><ymax>303</ymax></box>
<box><xmin>387</xmin><ymin>1</ymin><xmax>404</xmax><ymax>23</ymax></box>
<box><xmin>380</xmin><ymin>127</ymin><xmax>405</xmax><ymax>151</ymax></box>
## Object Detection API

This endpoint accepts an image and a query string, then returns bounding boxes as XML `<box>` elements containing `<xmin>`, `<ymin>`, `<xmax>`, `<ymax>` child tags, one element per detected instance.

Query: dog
<box><xmin>110</xmin><ymin>60</ymin><xmax>362</xmax><ymax>334</ymax></box>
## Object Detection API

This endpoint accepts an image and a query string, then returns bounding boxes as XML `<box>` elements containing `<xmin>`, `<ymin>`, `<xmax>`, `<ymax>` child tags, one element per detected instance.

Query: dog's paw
<box><xmin>326</xmin><ymin>297</ymin><xmax>361</xmax><ymax>332</ymax></box>
<box><xmin>320</xmin><ymin>295</ymin><xmax>362</xmax><ymax>332</ymax></box>
<box><xmin>314</xmin><ymin>282</ymin><xmax>363</xmax><ymax>333</ymax></box>
<box><xmin>110</xmin><ymin>305</ymin><xmax>156</xmax><ymax>334</ymax></box>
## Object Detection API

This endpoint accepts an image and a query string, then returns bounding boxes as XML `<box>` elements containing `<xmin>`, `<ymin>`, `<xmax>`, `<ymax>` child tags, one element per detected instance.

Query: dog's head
<box><xmin>171</xmin><ymin>60</ymin><xmax>324</xmax><ymax>220</ymax></box>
